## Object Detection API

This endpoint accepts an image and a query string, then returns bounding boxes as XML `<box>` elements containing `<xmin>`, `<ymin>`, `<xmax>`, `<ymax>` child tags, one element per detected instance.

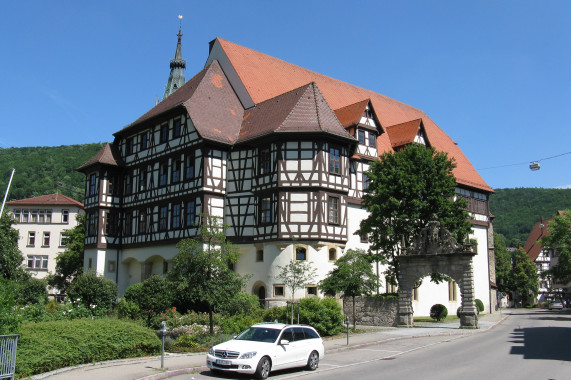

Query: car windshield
<box><xmin>235</xmin><ymin>327</ymin><xmax>281</xmax><ymax>343</ymax></box>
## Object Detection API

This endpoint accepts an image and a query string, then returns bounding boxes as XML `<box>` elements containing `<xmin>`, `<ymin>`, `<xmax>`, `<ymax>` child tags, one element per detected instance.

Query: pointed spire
<box><xmin>162</xmin><ymin>15</ymin><xmax>186</xmax><ymax>101</ymax></box>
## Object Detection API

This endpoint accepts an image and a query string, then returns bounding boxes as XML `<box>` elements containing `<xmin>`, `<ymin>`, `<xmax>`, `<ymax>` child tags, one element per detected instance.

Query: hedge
<box><xmin>15</xmin><ymin>319</ymin><xmax>160</xmax><ymax>378</ymax></box>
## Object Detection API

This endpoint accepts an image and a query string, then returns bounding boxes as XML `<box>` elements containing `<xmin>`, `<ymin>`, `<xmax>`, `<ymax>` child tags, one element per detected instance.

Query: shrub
<box><xmin>171</xmin><ymin>333</ymin><xmax>200</xmax><ymax>352</ymax></box>
<box><xmin>263</xmin><ymin>306</ymin><xmax>287</xmax><ymax>324</ymax></box>
<box><xmin>218</xmin><ymin>292</ymin><xmax>262</xmax><ymax>317</ymax></box>
<box><xmin>67</xmin><ymin>270</ymin><xmax>118</xmax><ymax>315</ymax></box>
<box><xmin>475</xmin><ymin>299</ymin><xmax>484</xmax><ymax>313</ymax></box>
<box><xmin>15</xmin><ymin>319</ymin><xmax>160</xmax><ymax>378</ymax></box>
<box><xmin>298</xmin><ymin>297</ymin><xmax>344</xmax><ymax>336</ymax></box>
<box><xmin>430</xmin><ymin>304</ymin><xmax>448</xmax><ymax>321</ymax></box>
<box><xmin>116</xmin><ymin>299</ymin><xmax>141</xmax><ymax>320</ymax></box>
<box><xmin>123</xmin><ymin>275</ymin><xmax>173</xmax><ymax>326</ymax></box>
<box><xmin>218</xmin><ymin>314</ymin><xmax>263</xmax><ymax>335</ymax></box>
<box><xmin>0</xmin><ymin>279</ymin><xmax>21</xmax><ymax>334</ymax></box>
<box><xmin>15</xmin><ymin>277</ymin><xmax>48</xmax><ymax>305</ymax></box>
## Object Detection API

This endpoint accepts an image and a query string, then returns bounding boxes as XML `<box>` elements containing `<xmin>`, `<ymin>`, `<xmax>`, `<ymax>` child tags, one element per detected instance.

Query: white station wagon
<box><xmin>206</xmin><ymin>322</ymin><xmax>324</xmax><ymax>379</ymax></box>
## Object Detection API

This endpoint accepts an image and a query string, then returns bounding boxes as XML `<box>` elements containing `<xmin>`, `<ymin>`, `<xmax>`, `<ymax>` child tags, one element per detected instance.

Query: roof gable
<box><xmin>385</xmin><ymin>119</ymin><xmax>430</xmax><ymax>149</ymax></box>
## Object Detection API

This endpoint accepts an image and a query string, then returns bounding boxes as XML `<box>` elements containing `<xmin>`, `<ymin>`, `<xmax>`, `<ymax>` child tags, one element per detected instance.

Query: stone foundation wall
<box><xmin>343</xmin><ymin>297</ymin><xmax>399</xmax><ymax>327</ymax></box>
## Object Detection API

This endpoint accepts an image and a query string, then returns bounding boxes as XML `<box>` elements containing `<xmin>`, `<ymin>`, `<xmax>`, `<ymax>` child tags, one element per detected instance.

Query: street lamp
<box><xmin>345</xmin><ymin>316</ymin><xmax>350</xmax><ymax>345</ymax></box>
<box><xmin>160</xmin><ymin>321</ymin><xmax>168</xmax><ymax>369</ymax></box>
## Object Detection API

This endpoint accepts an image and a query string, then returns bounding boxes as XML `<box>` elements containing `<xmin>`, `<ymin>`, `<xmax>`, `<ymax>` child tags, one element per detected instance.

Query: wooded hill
<box><xmin>490</xmin><ymin>188</ymin><xmax>571</xmax><ymax>246</ymax></box>
<box><xmin>0</xmin><ymin>144</ymin><xmax>105</xmax><ymax>204</ymax></box>
<box><xmin>1</xmin><ymin>144</ymin><xmax>570</xmax><ymax>245</ymax></box>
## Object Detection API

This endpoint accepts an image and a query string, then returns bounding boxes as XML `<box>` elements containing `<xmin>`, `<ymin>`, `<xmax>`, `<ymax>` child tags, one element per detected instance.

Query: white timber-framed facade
<box><xmin>78</xmin><ymin>35</ymin><xmax>496</xmax><ymax>315</ymax></box>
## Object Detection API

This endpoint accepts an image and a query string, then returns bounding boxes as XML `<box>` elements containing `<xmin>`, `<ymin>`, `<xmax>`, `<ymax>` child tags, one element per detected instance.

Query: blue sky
<box><xmin>1</xmin><ymin>1</ymin><xmax>569</xmax><ymax>189</ymax></box>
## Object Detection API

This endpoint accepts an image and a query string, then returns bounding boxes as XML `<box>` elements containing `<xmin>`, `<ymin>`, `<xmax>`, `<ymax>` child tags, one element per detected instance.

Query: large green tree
<box><xmin>0</xmin><ymin>211</ymin><xmax>29</xmax><ymax>281</ymax></box>
<box><xmin>168</xmin><ymin>215</ymin><xmax>246</xmax><ymax>333</ymax></box>
<box><xmin>47</xmin><ymin>214</ymin><xmax>85</xmax><ymax>295</ymax></box>
<box><xmin>319</xmin><ymin>249</ymin><xmax>379</xmax><ymax>329</ymax></box>
<box><xmin>508</xmin><ymin>248</ymin><xmax>539</xmax><ymax>306</ymax></box>
<box><xmin>494</xmin><ymin>232</ymin><xmax>512</xmax><ymax>296</ymax></box>
<box><xmin>541</xmin><ymin>211</ymin><xmax>571</xmax><ymax>285</ymax></box>
<box><xmin>359</xmin><ymin>143</ymin><xmax>471</xmax><ymax>284</ymax></box>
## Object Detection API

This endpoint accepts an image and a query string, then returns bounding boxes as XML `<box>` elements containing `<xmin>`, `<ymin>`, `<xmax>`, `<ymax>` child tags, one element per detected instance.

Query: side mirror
<box><xmin>280</xmin><ymin>339</ymin><xmax>290</xmax><ymax>346</ymax></box>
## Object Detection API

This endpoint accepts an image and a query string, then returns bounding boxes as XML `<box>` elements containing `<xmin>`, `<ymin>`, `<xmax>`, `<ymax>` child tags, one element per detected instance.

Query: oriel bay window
<box><xmin>329</xmin><ymin>145</ymin><xmax>341</xmax><ymax>174</ymax></box>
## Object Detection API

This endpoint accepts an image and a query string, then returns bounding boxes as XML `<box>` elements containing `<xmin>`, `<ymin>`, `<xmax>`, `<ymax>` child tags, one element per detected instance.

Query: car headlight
<box><xmin>209</xmin><ymin>347</ymin><xmax>214</xmax><ymax>355</ymax></box>
<box><xmin>239</xmin><ymin>351</ymin><xmax>257</xmax><ymax>359</ymax></box>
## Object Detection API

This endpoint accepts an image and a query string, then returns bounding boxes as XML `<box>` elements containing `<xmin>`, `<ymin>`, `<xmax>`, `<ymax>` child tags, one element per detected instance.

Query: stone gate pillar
<box><xmin>459</xmin><ymin>260</ymin><xmax>478</xmax><ymax>329</ymax></box>
<box><xmin>396</xmin><ymin>287</ymin><xmax>414</xmax><ymax>327</ymax></box>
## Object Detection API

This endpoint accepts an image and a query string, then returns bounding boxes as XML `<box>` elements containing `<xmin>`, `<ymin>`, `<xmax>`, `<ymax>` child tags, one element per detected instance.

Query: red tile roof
<box><xmin>334</xmin><ymin>99</ymin><xmax>371</xmax><ymax>128</ymax></box>
<box><xmin>214</xmin><ymin>38</ymin><xmax>493</xmax><ymax>192</ymax></box>
<box><xmin>7</xmin><ymin>193</ymin><xmax>83</xmax><ymax>208</ymax></box>
<box><xmin>524</xmin><ymin>211</ymin><xmax>568</xmax><ymax>261</ymax></box>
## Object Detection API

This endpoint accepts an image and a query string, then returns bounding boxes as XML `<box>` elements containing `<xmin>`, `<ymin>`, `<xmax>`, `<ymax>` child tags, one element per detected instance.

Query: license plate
<box><xmin>216</xmin><ymin>359</ymin><xmax>232</xmax><ymax>366</ymax></box>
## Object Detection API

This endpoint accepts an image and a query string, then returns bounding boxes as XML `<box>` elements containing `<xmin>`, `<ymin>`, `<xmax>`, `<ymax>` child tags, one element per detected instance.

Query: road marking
<box><xmin>357</xmin><ymin>349</ymin><xmax>404</xmax><ymax>353</ymax></box>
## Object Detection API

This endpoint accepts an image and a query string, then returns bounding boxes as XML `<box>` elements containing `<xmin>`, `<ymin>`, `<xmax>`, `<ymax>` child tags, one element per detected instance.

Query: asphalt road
<box><xmin>176</xmin><ymin>309</ymin><xmax>571</xmax><ymax>380</ymax></box>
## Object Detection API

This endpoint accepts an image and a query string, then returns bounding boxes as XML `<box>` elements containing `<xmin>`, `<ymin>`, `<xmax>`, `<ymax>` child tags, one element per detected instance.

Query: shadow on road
<box><xmin>509</xmin><ymin>326</ymin><xmax>571</xmax><ymax>361</ymax></box>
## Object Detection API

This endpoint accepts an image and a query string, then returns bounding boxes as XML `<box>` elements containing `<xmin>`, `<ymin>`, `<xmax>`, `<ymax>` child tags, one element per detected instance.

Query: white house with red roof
<box><xmin>78</xmin><ymin>33</ymin><xmax>496</xmax><ymax>316</ymax></box>
<box><xmin>6</xmin><ymin>194</ymin><xmax>84</xmax><ymax>284</ymax></box>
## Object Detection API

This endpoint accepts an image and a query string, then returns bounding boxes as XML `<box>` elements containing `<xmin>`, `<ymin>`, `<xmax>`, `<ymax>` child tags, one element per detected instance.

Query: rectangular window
<box><xmin>27</xmin><ymin>255</ymin><xmax>48</xmax><ymax>270</ymax></box>
<box><xmin>124</xmin><ymin>173</ymin><xmax>132</xmax><ymax>195</ymax></box>
<box><xmin>108</xmin><ymin>260</ymin><xmax>116</xmax><ymax>273</ymax></box>
<box><xmin>30</xmin><ymin>210</ymin><xmax>38</xmax><ymax>223</ymax></box>
<box><xmin>62</xmin><ymin>210</ymin><xmax>69</xmax><ymax>223</ymax></box>
<box><xmin>124</xmin><ymin>212</ymin><xmax>132</xmax><ymax>236</ymax></box>
<box><xmin>138</xmin><ymin>210</ymin><xmax>147</xmax><ymax>234</ymax></box>
<box><xmin>159</xmin><ymin>205</ymin><xmax>168</xmax><ymax>231</ymax></box>
<box><xmin>171</xmin><ymin>158</ymin><xmax>181</xmax><ymax>184</ymax></box>
<box><xmin>163</xmin><ymin>261</ymin><xmax>169</xmax><ymax>274</ymax></box>
<box><xmin>140</xmin><ymin>132</ymin><xmax>148</xmax><ymax>150</ymax></box>
<box><xmin>186</xmin><ymin>200</ymin><xmax>196</xmax><ymax>227</ymax></box>
<box><xmin>139</xmin><ymin>168</ymin><xmax>147</xmax><ymax>191</ymax></box>
<box><xmin>329</xmin><ymin>146</ymin><xmax>341</xmax><ymax>174</ymax></box>
<box><xmin>358</xmin><ymin>130</ymin><xmax>365</xmax><ymax>144</ymax></box>
<box><xmin>28</xmin><ymin>232</ymin><xmax>36</xmax><ymax>246</ymax></box>
<box><xmin>22</xmin><ymin>210</ymin><xmax>29</xmax><ymax>223</ymax></box>
<box><xmin>38</xmin><ymin>210</ymin><xmax>45</xmax><ymax>223</ymax></box>
<box><xmin>60</xmin><ymin>232</ymin><xmax>67</xmax><ymax>247</ymax></box>
<box><xmin>87</xmin><ymin>212</ymin><xmax>97</xmax><ymax>236</ymax></box>
<box><xmin>173</xmin><ymin>118</ymin><xmax>182</xmax><ymax>138</ymax></box>
<box><xmin>363</xmin><ymin>173</ymin><xmax>370</xmax><ymax>191</ymax></box>
<box><xmin>306</xmin><ymin>286</ymin><xmax>318</xmax><ymax>296</ymax></box>
<box><xmin>413</xmin><ymin>287</ymin><xmax>419</xmax><ymax>301</ymax></box>
<box><xmin>368</xmin><ymin>132</ymin><xmax>376</xmax><ymax>147</ymax></box>
<box><xmin>328</xmin><ymin>248</ymin><xmax>337</xmax><ymax>261</ymax></box>
<box><xmin>260</xmin><ymin>197</ymin><xmax>271</xmax><ymax>224</ymax></box>
<box><xmin>256</xmin><ymin>250</ymin><xmax>264</xmax><ymax>262</ymax></box>
<box><xmin>159</xmin><ymin>162</ymin><xmax>168</xmax><ymax>186</ymax></box>
<box><xmin>12</xmin><ymin>209</ymin><xmax>21</xmax><ymax>223</ymax></box>
<box><xmin>126</xmin><ymin>137</ymin><xmax>134</xmax><ymax>155</ymax></box>
<box><xmin>259</xmin><ymin>148</ymin><xmax>271</xmax><ymax>175</ymax></box>
<box><xmin>172</xmin><ymin>203</ymin><xmax>182</xmax><ymax>229</ymax></box>
<box><xmin>89</xmin><ymin>173</ymin><xmax>97</xmax><ymax>195</ymax></box>
<box><xmin>43</xmin><ymin>232</ymin><xmax>50</xmax><ymax>247</ymax></box>
<box><xmin>185</xmin><ymin>152</ymin><xmax>195</xmax><ymax>180</ymax></box>
<box><xmin>328</xmin><ymin>196</ymin><xmax>339</xmax><ymax>224</ymax></box>
<box><xmin>386</xmin><ymin>277</ymin><xmax>397</xmax><ymax>293</ymax></box>
<box><xmin>273</xmin><ymin>285</ymin><xmax>285</xmax><ymax>297</ymax></box>
<box><xmin>160</xmin><ymin>123</ymin><xmax>169</xmax><ymax>143</ymax></box>
<box><xmin>448</xmin><ymin>281</ymin><xmax>458</xmax><ymax>301</ymax></box>
<box><xmin>45</xmin><ymin>210</ymin><xmax>52</xmax><ymax>223</ymax></box>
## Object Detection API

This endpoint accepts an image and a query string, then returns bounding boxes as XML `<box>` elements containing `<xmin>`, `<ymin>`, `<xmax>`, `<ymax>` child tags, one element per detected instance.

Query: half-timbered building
<box><xmin>79</xmin><ymin>34</ymin><xmax>496</xmax><ymax>315</ymax></box>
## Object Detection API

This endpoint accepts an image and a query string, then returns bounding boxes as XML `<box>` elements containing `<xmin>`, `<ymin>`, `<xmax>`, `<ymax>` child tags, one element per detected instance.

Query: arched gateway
<box><xmin>396</xmin><ymin>218</ymin><xmax>479</xmax><ymax>329</ymax></box>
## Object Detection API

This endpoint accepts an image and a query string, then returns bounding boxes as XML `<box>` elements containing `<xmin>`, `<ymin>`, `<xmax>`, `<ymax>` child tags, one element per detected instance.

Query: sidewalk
<box><xmin>30</xmin><ymin>312</ymin><xmax>508</xmax><ymax>380</ymax></box>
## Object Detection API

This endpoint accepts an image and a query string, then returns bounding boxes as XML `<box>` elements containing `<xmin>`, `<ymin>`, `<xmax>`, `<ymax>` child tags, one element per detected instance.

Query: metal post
<box><xmin>1</xmin><ymin>168</ymin><xmax>15</xmax><ymax>217</ymax></box>
<box><xmin>160</xmin><ymin>321</ymin><xmax>167</xmax><ymax>369</ymax></box>
<box><xmin>345</xmin><ymin>316</ymin><xmax>350</xmax><ymax>345</ymax></box>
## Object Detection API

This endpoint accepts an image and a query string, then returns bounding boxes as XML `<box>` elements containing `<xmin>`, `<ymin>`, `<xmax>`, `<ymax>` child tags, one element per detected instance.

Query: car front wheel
<box><xmin>306</xmin><ymin>350</ymin><xmax>319</xmax><ymax>371</ymax></box>
<box><xmin>255</xmin><ymin>356</ymin><xmax>271</xmax><ymax>379</ymax></box>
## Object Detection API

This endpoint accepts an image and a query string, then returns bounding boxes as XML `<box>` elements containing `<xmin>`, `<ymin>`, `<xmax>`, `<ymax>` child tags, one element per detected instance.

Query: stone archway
<box><xmin>396</xmin><ymin>218</ymin><xmax>478</xmax><ymax>329</ymax></box>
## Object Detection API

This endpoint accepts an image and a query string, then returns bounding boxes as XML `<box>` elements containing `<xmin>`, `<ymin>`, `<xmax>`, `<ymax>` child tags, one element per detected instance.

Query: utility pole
<box><xmin>0</xmin><ymin>168</ymin><xmax>15</xmax><ymax>216</ymax></box>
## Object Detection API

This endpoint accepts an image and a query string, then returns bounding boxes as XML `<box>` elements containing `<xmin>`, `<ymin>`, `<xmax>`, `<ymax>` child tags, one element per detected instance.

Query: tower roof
<box><xmin>162</xmin><ymin>26</ymin><xmax>186</xmax><ymax>100</ymax></box>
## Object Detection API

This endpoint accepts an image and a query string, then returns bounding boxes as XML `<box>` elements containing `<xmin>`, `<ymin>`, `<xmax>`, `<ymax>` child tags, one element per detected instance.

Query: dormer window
<box><xmin>368</xmin><ymin>132</ymin><xmax>376</xmax><ymax>147</ymax></box>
